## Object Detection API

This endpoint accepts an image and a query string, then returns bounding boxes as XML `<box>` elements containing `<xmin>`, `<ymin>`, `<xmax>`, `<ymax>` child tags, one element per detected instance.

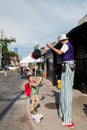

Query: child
<box><xmin>26</xmin><ymin>73</ymin><xmax>43</xmax><ymax>114</ymax></box>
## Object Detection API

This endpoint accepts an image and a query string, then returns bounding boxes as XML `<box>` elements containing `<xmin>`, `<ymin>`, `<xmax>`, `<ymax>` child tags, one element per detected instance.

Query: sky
<box><xmin>0</xmin><ymin>0</ymin><xmax>87</xmax><ymax>58</ymax></box>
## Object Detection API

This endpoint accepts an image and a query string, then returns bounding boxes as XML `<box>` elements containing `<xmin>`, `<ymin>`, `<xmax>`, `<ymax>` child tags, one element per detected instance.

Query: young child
<box><xmin>26</xmin><ymin>73</ymin><xmax>43</xmax><ymax>114</ymax></box>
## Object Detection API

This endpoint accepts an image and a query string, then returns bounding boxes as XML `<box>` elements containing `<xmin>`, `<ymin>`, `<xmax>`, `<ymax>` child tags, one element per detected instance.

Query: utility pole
<box><xmin>0</xmin><ymin>30</ymin><xmax>3</xmax><ymax>69</ymax></box>
<box><xmin>0</xmin><ymin>30</ymin><xmax>5</xmax><ymax>69</ymax></box>
<box><xmin>34</xmin><ymin>41</ymin><xmax>39</xmax><ymax>79</ymax></box>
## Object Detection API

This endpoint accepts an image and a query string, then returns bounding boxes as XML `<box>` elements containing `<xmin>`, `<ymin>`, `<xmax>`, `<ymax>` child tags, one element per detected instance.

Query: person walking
<box><xmin>47</xmin><ymin>34</ymin><xmax>75</xmax><ymax>128</ymax></box>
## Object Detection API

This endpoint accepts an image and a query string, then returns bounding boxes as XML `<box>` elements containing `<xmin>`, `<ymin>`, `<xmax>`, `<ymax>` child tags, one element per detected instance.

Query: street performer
<box><xmin>47</xmin><ymin>34</ymin><xmax>75</xmax><ymax>129</ymax></box>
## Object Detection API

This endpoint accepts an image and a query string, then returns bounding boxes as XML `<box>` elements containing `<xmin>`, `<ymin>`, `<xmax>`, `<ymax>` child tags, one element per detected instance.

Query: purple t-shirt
<box><xmin>62</xmin><ymin>42</ymin><xmax>74</xmax><ymax>62</ymax></box>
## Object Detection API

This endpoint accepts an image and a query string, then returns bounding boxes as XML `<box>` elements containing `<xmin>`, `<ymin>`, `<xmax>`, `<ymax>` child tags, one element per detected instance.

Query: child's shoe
<box><xmin>30</xmin><ymin>110</ymin><xmax>37</xmax><ymax>114</ymax></box>
<box><xmin>34</xmin><ymin>108</ymin><xmax>38</xmax><ymax>112</ymax></box>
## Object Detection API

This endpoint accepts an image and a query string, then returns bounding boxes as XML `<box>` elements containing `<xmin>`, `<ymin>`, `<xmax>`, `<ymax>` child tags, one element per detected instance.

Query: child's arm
<box><xmin>32</xmin><ymin>77</ymin><xmax>43</xmax><ymax>87</ymax></box>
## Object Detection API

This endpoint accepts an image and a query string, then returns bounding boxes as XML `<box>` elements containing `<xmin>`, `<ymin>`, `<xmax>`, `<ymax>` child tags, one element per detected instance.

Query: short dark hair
<box><xmin>26</xmin><ymin>74</ymin><xmax>32</xmax><ymax>80</ymax></box>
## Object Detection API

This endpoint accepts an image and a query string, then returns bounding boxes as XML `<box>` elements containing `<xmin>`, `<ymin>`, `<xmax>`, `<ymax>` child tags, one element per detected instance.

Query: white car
<box><xmin>5</xmin><ymin>65</ymin><xmax>19</xmax><ymax>71</ymax></box>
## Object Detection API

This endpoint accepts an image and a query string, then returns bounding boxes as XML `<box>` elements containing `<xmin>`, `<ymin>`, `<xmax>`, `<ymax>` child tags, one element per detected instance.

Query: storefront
<box><xmin>43</xmin><ymin>16</ymin><xmax>87</xmax><ymax>94</ymax></box>
<box><xmin>67</xmin><ymin>22</ymin><xmax>87</xmax><ymax>93</ymax></box>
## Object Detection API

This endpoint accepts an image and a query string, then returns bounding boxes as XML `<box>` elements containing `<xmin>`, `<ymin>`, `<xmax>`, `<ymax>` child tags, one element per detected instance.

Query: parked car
<box><xmin>5</xmin><ymin>65</ymin><xmax>19</xmax><ymax>71</ymax></box>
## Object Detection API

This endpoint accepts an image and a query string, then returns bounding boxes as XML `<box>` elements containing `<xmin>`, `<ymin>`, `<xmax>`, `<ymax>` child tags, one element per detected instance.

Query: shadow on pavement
<box><xmin>83</xmin><ymin>104</ymin><xmax>87</xmax><ymax>116</ymax></box>
<box><xmin>0</xmin><ymin>92</ymin><xmax>24</xmax><ymax>121</ymax></box>
<box><xmin>45</xmin><ymin>90</ymin><xmax>60</xmax><ymax>111</ymax></box>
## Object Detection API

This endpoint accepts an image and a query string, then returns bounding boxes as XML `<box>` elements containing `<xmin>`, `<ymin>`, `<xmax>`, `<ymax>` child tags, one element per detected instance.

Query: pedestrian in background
<box><xmin>4</xmin><ymin>66</ymin><xmax>8</xmax><ymax>77</ymax></box>
<box><xmin>47</xmin><ymin>34</ymin><xmax>75</xmax><ymax>129</ymax></box>
<box><xmin>18</xmin><ymin>62</ymin><xmax>21</xmax><ymax>80</ymax></box>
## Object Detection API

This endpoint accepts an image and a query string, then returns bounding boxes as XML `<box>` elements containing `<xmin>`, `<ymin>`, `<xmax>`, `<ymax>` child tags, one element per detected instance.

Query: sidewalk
<box><xmin>26</xmin><ymin>78</ymin><xmax>87</xmax><ymax>130</ymax></box>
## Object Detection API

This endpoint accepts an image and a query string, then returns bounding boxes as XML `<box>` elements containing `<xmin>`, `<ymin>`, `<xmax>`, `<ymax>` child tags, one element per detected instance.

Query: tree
<box><xmin>0</xmin><ymin>31</ymin><xmax>16</xmax><ymax>68</ymax></box>
<box><xmin>0</xmin><ymin>37</ymin><xmax>16</xmax><ymax>51</ymax></box>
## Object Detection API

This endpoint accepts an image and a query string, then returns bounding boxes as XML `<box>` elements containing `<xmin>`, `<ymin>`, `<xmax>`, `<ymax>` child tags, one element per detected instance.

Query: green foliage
<box><xmin>8</xmin><ymin>51</ymin><xmax>18</xmax><ymax>57</ymax></box>
<box><xmin>0</xmin><ymin>37</ymin><xmax>16</xmax><ymax>53</ymax></box>
<box><xmin>0</xmin><ymin>37</ymin><xmax>16</xmax><ymax>46</ymax></box>
<box><xmin>0</xmin><ymin>36</ymin><xmax>16</xmax><ymax>68</ymax></box>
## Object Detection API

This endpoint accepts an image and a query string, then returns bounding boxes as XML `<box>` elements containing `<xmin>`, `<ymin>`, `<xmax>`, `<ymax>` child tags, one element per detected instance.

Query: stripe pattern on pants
<box><xmin>59</xmin><ymin>63</ymin><xmax>75</xmax><ymax>124</ymax></box>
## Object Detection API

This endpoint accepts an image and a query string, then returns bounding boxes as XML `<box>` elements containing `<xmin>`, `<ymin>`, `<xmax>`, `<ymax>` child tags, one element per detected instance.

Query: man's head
<box><xmin>57</xmin><ymin>34</ymin><xmax>69</xmax><ymax>43</ymax></box>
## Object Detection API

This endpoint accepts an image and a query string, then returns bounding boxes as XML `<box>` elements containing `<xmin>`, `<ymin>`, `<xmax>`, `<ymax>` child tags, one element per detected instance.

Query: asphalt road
<box><xmin>0</xmin><ymin>71</ymin><xmax>33</xmax><ymax>130</ymax></box>
<box><xmin>0</xmin><ymin>71</ymin><xmax>87</xmax><ymax>130</ymax></box>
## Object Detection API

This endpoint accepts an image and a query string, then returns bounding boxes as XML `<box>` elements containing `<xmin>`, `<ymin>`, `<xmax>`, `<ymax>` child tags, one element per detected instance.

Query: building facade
<box><xmin>43</xmin><ymin>15</ymin><xmax>87</xmax><ymax>94</ymax></box>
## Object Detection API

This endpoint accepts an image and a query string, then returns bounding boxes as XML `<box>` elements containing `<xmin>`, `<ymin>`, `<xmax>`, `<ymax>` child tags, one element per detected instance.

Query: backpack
<box><xmin>24</xmin><ymin>82</ymin><xmax>31</xmax><ymax>97</ymax></box>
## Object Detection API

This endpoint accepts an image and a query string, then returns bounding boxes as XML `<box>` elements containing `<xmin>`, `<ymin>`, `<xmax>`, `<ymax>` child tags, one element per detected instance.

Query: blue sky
<box><xmin>0</xmin><ymin>0</ymin><xmax>87</xmax><ymax>58</ymax></box>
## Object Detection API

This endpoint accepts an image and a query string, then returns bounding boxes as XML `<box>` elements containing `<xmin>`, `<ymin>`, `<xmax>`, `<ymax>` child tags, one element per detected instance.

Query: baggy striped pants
<box><xmin>59</xmin><ymin>62</ymin><xmax>75</xmax><ymax>124</ymax></box>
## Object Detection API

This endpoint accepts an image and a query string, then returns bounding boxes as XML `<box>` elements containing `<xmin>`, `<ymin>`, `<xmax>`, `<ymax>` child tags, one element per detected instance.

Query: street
<box><xmin>0</xmin><ymin>71</ymin><xmax>87</xmax><ymax>130</ymax></box>
<box><xmin>0</xmin><ymin>71</ymin><xmax>33</xmax><ymax>130</ymax></box>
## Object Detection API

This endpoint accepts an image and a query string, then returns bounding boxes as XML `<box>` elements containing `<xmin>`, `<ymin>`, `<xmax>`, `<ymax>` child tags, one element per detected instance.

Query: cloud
<box><xmin>0</xmin><ymin>0</ymin><xmax>87</xmax><ymax>57</ymax></box>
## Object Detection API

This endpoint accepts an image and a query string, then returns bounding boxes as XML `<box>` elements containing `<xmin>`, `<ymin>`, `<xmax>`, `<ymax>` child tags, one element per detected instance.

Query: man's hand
<box><xmin>47</xmin><ymin>44</ymin><xmax>53</xmax><ymax>49</ymax></box>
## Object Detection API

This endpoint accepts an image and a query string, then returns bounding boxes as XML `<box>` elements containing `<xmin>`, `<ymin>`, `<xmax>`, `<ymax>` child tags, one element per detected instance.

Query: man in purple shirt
<box><xmin>47</xmin><ymin>34</ymin><xmax>75</xmax><ymax>129</ymax></box>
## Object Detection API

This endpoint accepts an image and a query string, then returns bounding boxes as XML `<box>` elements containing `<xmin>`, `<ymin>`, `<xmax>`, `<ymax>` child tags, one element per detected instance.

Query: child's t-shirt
<box><xmin>30</xmin><ymin>82</ymin><xmax>38</xmax><ymax>95</ymax></box>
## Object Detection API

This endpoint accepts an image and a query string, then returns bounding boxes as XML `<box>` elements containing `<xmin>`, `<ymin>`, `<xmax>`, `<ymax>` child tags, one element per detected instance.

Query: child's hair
<box><xmin>26</xmin><ymin>74</ymin><xmax>32</xmax><ymax>80</ymax></box>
